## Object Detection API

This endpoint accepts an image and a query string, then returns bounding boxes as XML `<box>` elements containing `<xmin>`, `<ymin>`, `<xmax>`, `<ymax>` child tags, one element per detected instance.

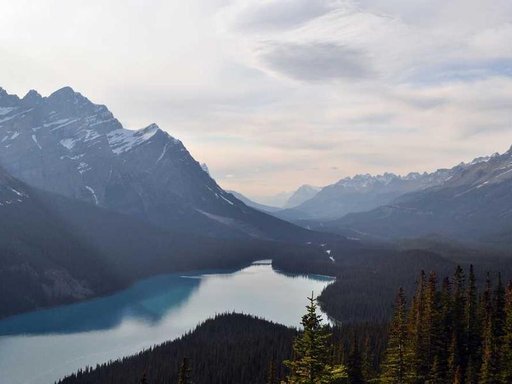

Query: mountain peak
<box><xmin>22</xmin><ymin>89</ymin><xmax>43</xmax><ymax>105</ymax></box>
<box><xmin>48</xmin><ymin>86</ymin><xmax>90</xmax><ymax>105</ymax></box>
<box><xmin>144</xmin><ymin>123</ymin><xmax>160</xmax><ymax>132</ymax></box>
<box><xmin>0</xmin><ymin>87</ymin><xmax>20</xmax><ymax>107</ymax></box>
<box><xmin>285</xmin><ymin>184</ymin><xmax>321</xmax><ymax>208</ymax></box>
<box><xmin>50</xmin><ymin>86</ymin><xmax>76</xmax><ymax>97</ymax></box>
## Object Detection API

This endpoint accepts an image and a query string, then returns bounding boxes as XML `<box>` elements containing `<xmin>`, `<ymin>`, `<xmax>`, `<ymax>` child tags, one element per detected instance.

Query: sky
<box><xmin>1</xmin><ymin>0</ymin><xmax>512</xmax><ymax>202</ymax></box>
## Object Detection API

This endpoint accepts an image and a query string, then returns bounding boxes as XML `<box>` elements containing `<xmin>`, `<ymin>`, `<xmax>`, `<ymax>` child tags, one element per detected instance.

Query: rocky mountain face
<box><xmin>0</xmin><ymin>87</ymin><xmax>317</xmax><ymax>242</ymax></box>
<box><xmin>319</xmin><ymin>148</ymin><xmax>512</xmax><ymax>246</ymax></box>
<box><xmin>279</xmin><ymin>157</ymin><xmax>493</xmax><ymax>221</ymax></box>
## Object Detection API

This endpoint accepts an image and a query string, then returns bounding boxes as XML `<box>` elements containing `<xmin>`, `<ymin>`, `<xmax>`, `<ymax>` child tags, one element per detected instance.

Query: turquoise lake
<box><xmin>0</xmin><ymin>261</ymin><xmax>334</xmax><ymax>384</ymax></box>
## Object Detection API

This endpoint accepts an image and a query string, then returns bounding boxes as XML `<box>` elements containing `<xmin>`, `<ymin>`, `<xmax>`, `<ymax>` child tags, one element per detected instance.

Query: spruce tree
<box><xmin>479</xmin><ymin>274</ymin><xmax>499</xmax><ymax>384</ymax></box>
<box><xmin>466</xmin><ymin>265</ymin><xmax>481</xmax><ymax>384</ymax></box>
<box><xmin>493</xmin><ymin>274</ymin><xmax>506</xmax><ymax>355</ymax></box>
<box><xmin>178</xmin><ymin>357</ymin><xmax>191</xmax><ymax>384</ymax></box>
<box><xmin>502</xmin><ymin>281</ymin><xmax>512</xmax><ymax>383</ymax></box>
<box><xmin>361</xmin><ymin>335</ymin><xmax>373</xmax><ymax>380</ymax></box>
<box><xmin>267</xmin><ymin>359</ymin><xmax>277</xmax><ymax>384</ymax></box>
<box><xmin>436</xmin><ymin>277</ymin><xmax>453</xmax><ymax>383</ymax></box>
<box><xmin>283</xmin><ymin>294</ymin><xmax>341</xmax><ymax>384</ymax></box>
<box><xmin>450</xmin><ymin>266</ymin><xmax>466</xmax><ymax>381</ymax></box>
<box><xmin>380</xmin><ymin>288</ymin><xmax>409</xmax><ymax>384</ymax></box>
<box><xmin>425</xmin><ymin>271</ymin><xmax>441</xmax><ymax>381</ymax></box>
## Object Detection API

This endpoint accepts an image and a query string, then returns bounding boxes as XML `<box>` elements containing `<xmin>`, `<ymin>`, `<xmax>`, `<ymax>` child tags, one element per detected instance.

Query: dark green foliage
<box><xmin>283</xmin><ymin>294</ymin><xmax>342</xmax><ymax>383</ymax></box>
<box><xmin>346</xmin><ymin>339</ymin><xmax>365</xmax><ymax>384</ymax></box>
<box><xmin>178</xmin><ymin>358</ymin><xmax>192</xmax><ymax>384</ymax></box>
<box><xmin>378</xmin><ymin>266</ymin><xmax>512</xmax><ymax>384</ymax></box>
<box><xmin>501</xmin><ymin>282</ymin><xmax>512</xmax><ymax>382</ymax></box>
<box><xmin>59</xmin><ymin>313</ymin><xmax>297</xmax><ymax>384</ymax></box>
<box><xmin>267</xmin><ymin>359</ymin><xmax>278</xmax><ymax>384</ymax></box>
<box><xmin>379</xmin><ymin>288</ymin><xmax>408</xmax><ymax>384</ymax></box>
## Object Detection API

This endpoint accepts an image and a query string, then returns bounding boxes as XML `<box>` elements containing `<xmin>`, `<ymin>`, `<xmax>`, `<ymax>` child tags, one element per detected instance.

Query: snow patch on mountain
<box><xmin>60</xmin><ymin>138</ymin><xmax>77</xmax><ymax>150</ymax></box>
<box><xmin>107</xmin><ymin>124</ymin><xmax>159</xmax><ymax>154</ymax></box>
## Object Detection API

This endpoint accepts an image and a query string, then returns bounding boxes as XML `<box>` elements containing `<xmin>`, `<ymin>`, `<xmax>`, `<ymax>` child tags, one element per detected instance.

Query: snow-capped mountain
<box><xmin>319</xmin><ymin>147</ymin><xmax>512</xmax><ymax>245</ymax></box>
<box><xmin>279</xmin><ymin>157</ymin><xmax>493</xmax><ymax>221</ymax></box>
<box><xmin>0</xmin><ymin>86</ymin><xmax>316</xmax><ymax>241</ymax></box>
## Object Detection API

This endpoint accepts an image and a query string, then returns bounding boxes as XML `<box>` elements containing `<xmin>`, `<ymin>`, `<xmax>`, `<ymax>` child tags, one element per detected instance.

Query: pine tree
<box><xmin>466</xmin><ymin>265</ymin><xmax>481</xmax><ymax>384</ymax></box>
<box><xmin>450</xmin><ymin>266</ymin><xmax>466</xmax><ymax>381</ymax></box>
<box><xmin>361</xmin><ymin>335</ymin><xmax>373</xmax><ymax>380</ymax></box>
<box><xmin>479</xmin><ymin>274</ymin><xmax>499</xmax><ymax>384</ymax></box>
<box><xmin>424</xmin><ymin>271</ymin><xmax>441</xmax><ymax>381</ymax></box>
<box><xmin>435</xmin><ymin>277</ymin><xmax>453</xmax><ymax>384</ymax></box>
<box><xmin>283</xmin><ymin>294</ymin><xmax>341</xmax><ymax>384</ymax></box>
<box><xmin>178</xmin><ymin>357</ymin><xmax>191</xmax><ymax>384</ymax></box>
<box><xmin>502</xmin><ymin>281</ymin><xmax>512</xmax><ymax>383</ymax></box>
<box><xmin>493</xmin><ymin>274</ymin><xmax>506</xmax><ymax>361</ymax></box>
<box><xmin>140</xmin><ymin>372</ymin><xmax>148</xmax><ymax>384</ymax></box>
<box><xmin>380</xmin><ymin>288</ymin><xmax>409</xmax><ymax>384</ymax></box>
<box><xmin>267</xmin><ymin>359</ymin><xmax>277</xmax><ymax>384</ymax></box>
<box><xmin>404</xmin><ymin>271</ymin><xmax>427</xmax><ymax>384</ymax></box>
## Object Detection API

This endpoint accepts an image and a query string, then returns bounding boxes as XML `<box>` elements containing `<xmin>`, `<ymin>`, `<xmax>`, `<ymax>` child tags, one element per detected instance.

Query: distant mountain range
<box><xmin>304</xmin><ymin>149</ymin><xmax>512</xmax><ymax>246</ymax></box>
<box><xmin>275</xmin><ymin>156</ymin><xmax>495</xmax><ymax>221</ymax></box>
<box><xmin>228</xmin><ymin>185</ymin><xmax>321</xmax><ymax>212</ymax></box>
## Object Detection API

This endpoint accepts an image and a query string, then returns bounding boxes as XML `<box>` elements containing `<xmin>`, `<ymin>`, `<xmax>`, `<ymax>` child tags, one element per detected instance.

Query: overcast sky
<box><xmin>1</xmin><ymin>0</ymin><xmax>512</xmax><ymax>200</ymax></box>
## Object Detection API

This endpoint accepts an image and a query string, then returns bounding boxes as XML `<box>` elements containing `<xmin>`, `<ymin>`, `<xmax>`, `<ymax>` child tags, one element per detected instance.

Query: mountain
<box><xmin>318</xmin><ymin>148</ymin><xmax>512</xmax><ymax>246</ymax></box>
<box><xmin>1</xmin><ymin>165</ymin><xmax>322</xmax><ymax>318</ymax></box>
<box><xmin>227</xmin><ymin>190</ymin><xmax>281</xmax><ymax>212</ymax></box>
<box><xmin>284</xmin><ymin>184</ymin><xmax>321</xmax><ymax>208</ymax></box>
<box><xmin>278</xmin><ymin>157</ymin><xmax>493</xmax><ymax>221</ymax></box>
<box><xmin>0</xmin><ymin>86</ymin><xmax>322</xmax><ymax>242</ymax></box>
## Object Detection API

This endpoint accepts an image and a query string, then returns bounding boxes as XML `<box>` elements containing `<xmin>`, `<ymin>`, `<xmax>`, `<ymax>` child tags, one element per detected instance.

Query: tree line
<box><xmin>380</xmin><ymin>265</ymin><xmax>512</xmax><ymax>384</ymax></box>
<box><xmin>282</xmin><ymin>265</ymin><xmax>512</xmax><ymax>383</ymax></box>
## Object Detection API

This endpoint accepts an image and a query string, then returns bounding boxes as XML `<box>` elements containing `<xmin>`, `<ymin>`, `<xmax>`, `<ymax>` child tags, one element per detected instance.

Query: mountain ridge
<box><xmin>276</xmin><ymin>154</ymin><xmax>496</xmax><ymax>221</ymax></box>
<box><xmin>314</xmin><ymin>146</ymin><xmax>512</xmax><ymax>246</ymax></box>
<box><xmin>0</xmin><ymin>86</ymin><xmax>329</xmax><ymax>243</ymax></box>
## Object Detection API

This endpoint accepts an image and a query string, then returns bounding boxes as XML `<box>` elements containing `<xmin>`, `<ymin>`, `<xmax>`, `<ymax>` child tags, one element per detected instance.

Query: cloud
<box><xmin>226</xmin><ymin>0</ymin><xmax>336</xmax><ymax>33</ymax></box>
<box><xmin>1</xmin><ymin>0</ymin><xmax>512</xmax><ymax>196</ymax></box>
<box><xmin>257</xmin><ymin>42</ymin><xmax>372</xmax><ymax>81</ymax></box>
